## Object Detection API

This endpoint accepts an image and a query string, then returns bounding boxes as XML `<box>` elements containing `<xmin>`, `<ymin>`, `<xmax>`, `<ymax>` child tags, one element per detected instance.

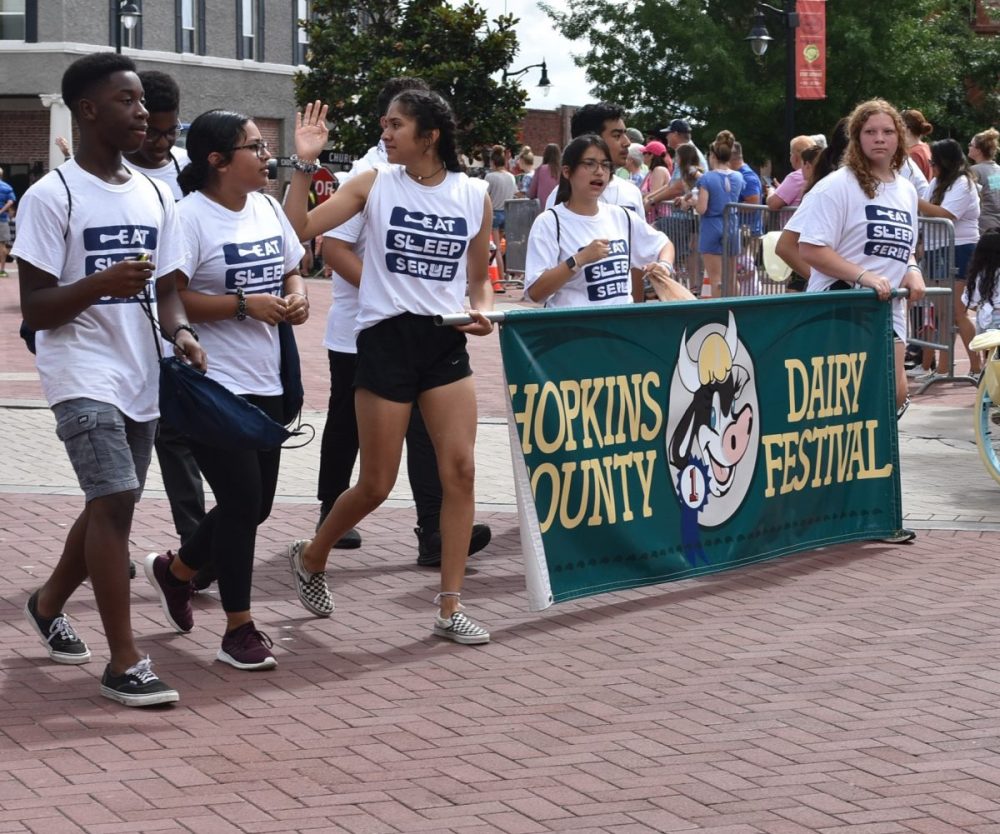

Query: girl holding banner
<box><xmin>524</xmin><ymin>135</ymin><xmax>692</xmax><ymax>308</ymax></box>
<box><xmin>282</xmin><ymin>93</ymin><xmax>494</xmax><ymax>645</ymax></box>
<box><xmin>793</xmin><ymin>99</ymin><xmax>926</xmax><ymax>413</ymax></box>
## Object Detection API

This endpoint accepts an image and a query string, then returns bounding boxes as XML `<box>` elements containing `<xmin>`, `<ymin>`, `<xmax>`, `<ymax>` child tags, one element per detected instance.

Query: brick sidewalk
<box><xmin>5</xmin><ymin>266</ymin><xmax>1000</xmax><ymax>832</ymax></box>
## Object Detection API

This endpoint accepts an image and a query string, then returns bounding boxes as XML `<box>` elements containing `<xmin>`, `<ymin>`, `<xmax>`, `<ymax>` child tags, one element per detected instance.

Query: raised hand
<box><xmin>294</xmin><ymin>100</ymin><xmax>330</xmax><ymax>162</ymax></box>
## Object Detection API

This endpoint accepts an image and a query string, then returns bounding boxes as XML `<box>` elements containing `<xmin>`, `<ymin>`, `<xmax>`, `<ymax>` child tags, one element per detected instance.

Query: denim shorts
<box><xmin>52</xmin><ymin>398</ymin><xmax>157</xmax><ymax>502</ymax></box>
<box><xmin>492</xmin><ymin>209</ymin><xmax>506</xmax><ymax>230</ymax></box>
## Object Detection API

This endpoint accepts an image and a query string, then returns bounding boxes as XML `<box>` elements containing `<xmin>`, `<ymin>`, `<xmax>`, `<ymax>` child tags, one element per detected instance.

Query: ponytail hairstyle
<box><xmin>844</xmin><ymin>99</ymin><xmax>907</xmax><ymax>199</ymax></box>
<box><xmin>388</xmin><ymin>89</ymin><xmax>461</xmax><ymax>172</ymax></box>
<box><xmin>554</xmin><ymin>135</ymin><xmax>611</xmax><ymax>205</ymax></box>
<box><xmin>967</xmin><ymin>230</ymin><xmax>1000</xmax><ymax>315</ymax></box>
<box><xmin>176</xmin><ymin>109</ymin><xmax>249</xmax><ymax>195</ymax></box>
<box><xmin>972</xmin><ymin>127</ymin><xmax>999</xmax><ymax>161</ymax></box>
<box><xmin>710</xmin><ymin>129</ymin><xmax>736</xmax><ymax>164</ymax></box>
<box><xmin>826</xmin><ymin>116</ymin><xmax>850</xmax><ymax>169</ymax></box>
<box><xmin>801</xmin><ymin>144</ymin><xmax>835</xmax><ymax>194</ymax></box>
<box><xmin>929</xmin><ymin>138</ymin><xmax>976</xmax><ymax>205</ymax></box>
<box><xmin>490</xmin><ymin>144</ymin><xmax>506</xmax><ymax>169</ymax></box>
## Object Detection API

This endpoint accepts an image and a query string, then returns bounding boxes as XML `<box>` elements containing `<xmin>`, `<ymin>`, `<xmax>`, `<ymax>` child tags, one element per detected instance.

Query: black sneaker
<box><xmin>100</xmin><ymin>656</ymin><xmax>179</xmax><ymax>707</ymax></box>
<box><xmin>24</xmin><ymin>590</ymin><xmax>91</xmax><ymax>665</ymax></box>
<box><xmin>317</xmin><ymin>502</ymin><xmax>362</xmax><ymax>549</ymax></box>
<box><xmin>416</xmin><ymin>523</ymin><xmax>492</xmax><ymax>568</ymax></box>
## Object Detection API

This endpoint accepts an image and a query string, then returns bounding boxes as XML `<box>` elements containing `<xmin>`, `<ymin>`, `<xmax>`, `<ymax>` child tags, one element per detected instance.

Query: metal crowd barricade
<box><xmin>501</xmin><ymin>197</ymin><xmax>540</xmax><ymax>289</ymax></box>
<box><xmin>720</xmin><ymin>203</ymin><xmax>797</xmax><ymax>297</ymax></box>
<box><xmin>654</xmin><ymin>211</ymin><xmax>701</xmax><ymax>294</ymax></box>
<box><xmin>908</xmin><ymin>216</ymin><xmax>973</xmax><ymax>390</ymax></box>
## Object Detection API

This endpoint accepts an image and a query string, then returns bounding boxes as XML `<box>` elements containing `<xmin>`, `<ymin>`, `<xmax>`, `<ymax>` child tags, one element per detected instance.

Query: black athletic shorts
<box><xmin>355</xmin><ymin>312</ymin><xmax>472</xmax><ymax>403</ymax></box>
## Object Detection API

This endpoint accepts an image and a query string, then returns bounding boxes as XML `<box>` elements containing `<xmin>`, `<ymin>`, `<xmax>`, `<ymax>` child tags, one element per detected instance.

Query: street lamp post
<box><xmin>745</xmin><ymin>2</ymin><xmax>799</xmax><ymax>154</ymax></box>
<box><xmin>502</xmin><ymin>60</ymin><xmax>552</xmax><ymax>96</ymax></box>
<box><xmin>115</xmin><ymin>1</ymin><xmax>142</xmax><ymax>53</ymax></box>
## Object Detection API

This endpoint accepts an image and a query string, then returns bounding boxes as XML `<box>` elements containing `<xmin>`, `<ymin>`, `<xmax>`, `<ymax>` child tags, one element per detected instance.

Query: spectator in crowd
<box><xmin>15</xmin><ymin>52</ymin><xmax>204</xmax><ymax>706</ymax></box>
<box><xmin>793</xmin><ymin>99</ymin><xmax>926</xmax><ymax>423</ymax></box>
<box><xmin>0</xmin><ymin>166</ymin><xmax>15</xmax><ymax>277</ymax></box>
<box><xmin>901</xmin><ymin>109</ymin><xmax>934</xmax><ymax>180</ymax></box>
<box><xmin>640</xmin><ymin>140</ymin><xmax>671</xmax><ymax>223</ymax></box>
<box><xmin>919</xmin><ymin>138</ymin><xmax>982</xmax><ymax>377</ymax></box>
<box><xmin>143</xmin><ymin>109</ymin><xmax>309</xmax><ymax>671</ymax></box>
<box><xmin>969</xmin><ymin>127</ymin><xmax>1000</xmax><ymax>233</ymax></box>
<box><xmin>766</xmin><ymin>135</ymin><xmax>814</xmax><ymax>210</ymax></box>
<box><xmin>622</xmin><ymin>143</ymin><xmax>645</xmax><ymax>188</ymax></box>
<box><xmin>694</xmin><ymin>131</ymin><xmax>744</xmax><ymax>297</ymax></box>
<box><xmin>525</xmin><ymin>135</ymin><xmax>691</xmax><ymax>307</ymax></box>
<box><xmin>486</xmin><ymin>144</ymin><xmax>516</xmax><ymax>288</ymax></box>
<box><xmin>528</xmin><ymin>143</ymin><xmax>560</xmax><ymax>207</ymax></box>
<box><xmin>645</xmin><ymin>118</ymin><xmax>707</xmax><ymax>207</ymax></box>
<box><xmin>515</xmin><ymin>145</ymin><xmax>534</xmax><ymax>196</ymax></box>
<box><xmin>284</xmin><ymin>92</ymin><xmax>495</xmax><ymax>645</ymax></box>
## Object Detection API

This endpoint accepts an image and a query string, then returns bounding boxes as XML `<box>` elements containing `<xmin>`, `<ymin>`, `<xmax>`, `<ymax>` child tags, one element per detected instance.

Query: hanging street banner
<box><xmin>796</xmin><ymin>0</ymin><xmax>826</xmax><ymax>100</ymax></box>
<box><xmin>500</xmin><ymin>293</ymin><xmax>901</xmax><ymax>610</ymax></box>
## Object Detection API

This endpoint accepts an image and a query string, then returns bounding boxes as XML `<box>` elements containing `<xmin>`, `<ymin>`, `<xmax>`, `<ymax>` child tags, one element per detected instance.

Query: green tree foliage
<box><xmin>545</xmin><ymin>0</ymin><xmax>1000</xmax><ymax>173</ymax></box>
<box><xmin>296</xmin><ymin>0</ymin><xmax>527</xmax><ymax>158</ymax></box>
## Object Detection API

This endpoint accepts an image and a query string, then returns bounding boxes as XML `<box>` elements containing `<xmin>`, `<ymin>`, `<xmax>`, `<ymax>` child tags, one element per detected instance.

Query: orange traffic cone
<box><xmin>700</xmin><ymin>272</ymin><xmax>712</xmax><ymax>299</ymax></box>
<box><xmin>489</xmin><ymin>264</ymin><xmax>504</xmax><ymax>293</ymax></box>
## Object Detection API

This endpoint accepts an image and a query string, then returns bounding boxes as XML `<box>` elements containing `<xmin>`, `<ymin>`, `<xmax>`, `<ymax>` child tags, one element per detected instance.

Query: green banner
<box><xmin>500</xmin><ymin>293</ymin><xmax>902</xmax><ymax>610</ymax></box>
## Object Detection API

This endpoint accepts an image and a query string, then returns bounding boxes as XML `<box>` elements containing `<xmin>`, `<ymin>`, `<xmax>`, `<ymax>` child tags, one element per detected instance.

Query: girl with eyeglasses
<box><xmin>143</xmin><ymin>109</ymin><xmax>309</xmax><ymax>671</ymax></box>
<box><xmin>283</xmin><ymin>91</ymin><xmax>495</xmax><ymax>645</ymax></box>
<box><xmin>525</xmin><ymin>135</ymin><xmax>692</xmax><ymax>308</ymax></box>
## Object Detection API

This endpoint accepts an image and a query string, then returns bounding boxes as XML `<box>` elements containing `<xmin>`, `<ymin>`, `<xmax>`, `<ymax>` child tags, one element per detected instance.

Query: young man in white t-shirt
<box><xmin>121</xmin><ymin>70</ymin><xmax>208</xmax><ymax>580</ymax></box>
<box><xmin>12</xmin><ymin>53</ymin><xmax>205</xmax><ymax>707</ymax></box>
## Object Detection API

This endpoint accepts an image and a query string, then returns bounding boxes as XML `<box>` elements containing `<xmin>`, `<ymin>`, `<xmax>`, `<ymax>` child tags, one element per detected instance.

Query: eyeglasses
<box><xmin>579</xmin><ymin>159</ymin><xmax>614</xmax><ymax>173</ymax></box>
<box><xmin>233</xmin><ymin>141</ymin><xmax>271</xmax><ymax>159</ymax></box>
<box><xmin>146</xmin><ymin>124</ymin><xmax>182</xmax><ymax>142</ymax></box>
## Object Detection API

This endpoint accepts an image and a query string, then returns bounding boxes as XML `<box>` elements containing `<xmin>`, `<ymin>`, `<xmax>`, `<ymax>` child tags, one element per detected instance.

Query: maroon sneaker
<box><xmin>217</xmin><ymin>622</ymin><xmax>277</xmax><ymax>670</ymax></box>
<box><xmin>143</xmin><ymin>552</ymin><xmax>193</xmax><ymax>633</ymax></box>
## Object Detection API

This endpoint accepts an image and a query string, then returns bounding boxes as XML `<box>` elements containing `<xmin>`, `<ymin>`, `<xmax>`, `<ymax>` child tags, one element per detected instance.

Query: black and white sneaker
<box><xmin>433</xmin><ymin>610</ymin><xmax>490</xmax><ymax>645</ymax></box>
<box><xmin>24</xmin><ymin>590</ymin><xmax>91</xmax><ymax>665</ymax></box>
<box><xmin>100</xmin><ymin>656</ymin><xmax>179</xmax><ymax>707</ymax></box>
<box><xmin>287</xmin><ymin>539</ymin><xmax>334</xmax><ymax>617</ymax></box>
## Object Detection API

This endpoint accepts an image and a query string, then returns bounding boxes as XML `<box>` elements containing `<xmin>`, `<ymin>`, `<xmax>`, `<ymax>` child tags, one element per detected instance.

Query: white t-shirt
<box><xmin>793</xmin><ymin>167</ymin><xmax>918</xmax><ymax>341</ymax></box>
<box><xmin>926</xmin><ymin>175</ymin><xmax>981</xmax><ymax>246</ymax></box>
<box><xmin>544</xmin><ymin>174</ymin><xmax>644</xmax><ymax>216</ymax></box>
<box><xmin>899</xmin><ymin>157</ymin><xmax>928</xmax><ymax>200</ymax></box>
<box><xmin>356</xmin><ymin>167</ymin><xmax>487</xmax><ymax>331</ymax></box>
<box><xmin>322</xmin><ymin>143</ymin><xmax>387</xmax><ymax>354</ymax></box>
<box><xmin>963</xmin><ymin>280</ymin><xmax>1000</xmax><ymax>333</ymax></box>
<box><xmin>178</xmin><ymin>190</ymin><xmax>305</xmax><ymax>397</ymax></box>
<box><xmin>124</xmin><ymin>147</ymin><xmax>189</xmax><ymax>202</ymax></box>
<box><xmin>524</xmin><ymin>202</ymin><xmax>668</xmax><ymax>308</ymax></box>
<box><xmin>11</xmin><ymin>160</ymin><xmax>185</xmax><ymax>421</ymax></box>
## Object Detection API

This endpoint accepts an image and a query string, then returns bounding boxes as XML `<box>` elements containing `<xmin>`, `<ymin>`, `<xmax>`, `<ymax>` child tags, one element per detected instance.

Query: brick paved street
<box><xmin>3</xmin><ymin>268</ymin><xmax>1000</xmax><ymax>832</ymax></box>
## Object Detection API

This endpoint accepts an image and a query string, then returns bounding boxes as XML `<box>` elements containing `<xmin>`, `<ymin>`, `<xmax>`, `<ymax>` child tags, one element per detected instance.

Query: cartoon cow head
<box><xmin>668</xmin><ymin>311</ymin><xmax>755</xmax><ymax>499</ymax></box>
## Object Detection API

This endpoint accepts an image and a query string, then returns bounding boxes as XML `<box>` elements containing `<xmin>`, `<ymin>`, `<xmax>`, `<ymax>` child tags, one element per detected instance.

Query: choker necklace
<box><xmin>405</xmin><ymin>164</ymin><xmax>445</xmax><ymax>182</ymax></box>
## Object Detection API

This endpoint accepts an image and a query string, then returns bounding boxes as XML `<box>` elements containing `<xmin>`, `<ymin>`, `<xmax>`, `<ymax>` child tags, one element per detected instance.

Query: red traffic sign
<box><xmin>312</xmin><ymin>167</ymin><xmax>336</xmax><ymax>204</ymax></box>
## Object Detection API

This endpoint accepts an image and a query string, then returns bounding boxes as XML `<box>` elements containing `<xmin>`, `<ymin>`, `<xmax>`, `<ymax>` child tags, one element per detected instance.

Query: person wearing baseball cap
<box><xmin>643</xmin><ymin>118</ymin><xmax>707</xmax><ymax>211</ymax></box>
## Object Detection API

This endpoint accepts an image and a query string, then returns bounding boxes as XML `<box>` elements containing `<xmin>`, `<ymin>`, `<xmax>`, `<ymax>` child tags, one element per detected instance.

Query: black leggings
<box><xmin>179</xmin><ymin>394</ymin><xmax>282</xmax><ymax>613</ymax></box>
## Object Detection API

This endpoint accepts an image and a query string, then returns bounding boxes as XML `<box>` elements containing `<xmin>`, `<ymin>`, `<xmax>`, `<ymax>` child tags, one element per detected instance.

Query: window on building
<box><xmin>237</xmin><ymin>0</ymin><xmax>264</xmax><ymax>61</ymax></box>
<box><xmin>176</xmin><ymin>0</ymin><xmax>204</xmax><ymax>54</ymax></box>
<box><xmin>0</xmin><ymin>0</ymin><xmax>26</xmax><ymax>40</ymax></box>
<box><xmin>294</xmin><ymin>0</ymin><xmax>310</xmax><ymax>65</ymax></box>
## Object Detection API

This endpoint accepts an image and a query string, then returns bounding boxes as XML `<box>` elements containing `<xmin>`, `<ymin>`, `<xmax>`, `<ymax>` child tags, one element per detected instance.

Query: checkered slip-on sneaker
<box><xmin>433</xmin><ymin>610</ymin><xmax>490</xmax><ymax>645</ymax></box>
<box><xmin>287</xmin><ymin>539</ymin><xmax>334</xmax><ymax>617</ymax></box>
<box><xmin>880</xmin><ymin>528</ymin><xmax>916</xmax><ymax>544</ymax></box>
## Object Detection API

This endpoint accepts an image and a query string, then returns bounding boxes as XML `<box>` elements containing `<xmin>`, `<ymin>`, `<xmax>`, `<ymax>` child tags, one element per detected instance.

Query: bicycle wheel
<box><xmin>974</xmin><ymin>375</ymin><xmax>1000</xmax><ymax>486</ymax></box>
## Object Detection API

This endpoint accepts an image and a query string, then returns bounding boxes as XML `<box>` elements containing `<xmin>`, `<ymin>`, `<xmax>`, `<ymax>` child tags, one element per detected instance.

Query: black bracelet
<box><xmin>171</xmin><ymin>323</ymin><xmax>199</xmax><ymax>342</ymax></box>
<box><xmin>235</xmin><ymin>287</ymin><xmax>247</xmax><ymax>321</ymax></box>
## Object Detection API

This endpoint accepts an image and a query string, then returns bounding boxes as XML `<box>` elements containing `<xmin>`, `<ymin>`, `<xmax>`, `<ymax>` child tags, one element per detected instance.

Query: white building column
<box><xmin>39</xmin><ymin>94</ymin><xmax>73</xmax><ymax>170</ymax></box>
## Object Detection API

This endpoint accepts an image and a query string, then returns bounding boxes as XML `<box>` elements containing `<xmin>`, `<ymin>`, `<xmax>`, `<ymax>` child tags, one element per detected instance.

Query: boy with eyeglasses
<box><xmin>123</xmin><ymin>71</ymin><xmax>209</xmax><ymax>584</ymax></box>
